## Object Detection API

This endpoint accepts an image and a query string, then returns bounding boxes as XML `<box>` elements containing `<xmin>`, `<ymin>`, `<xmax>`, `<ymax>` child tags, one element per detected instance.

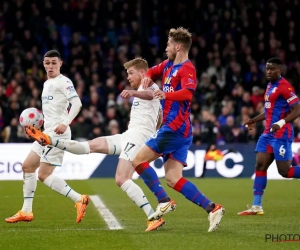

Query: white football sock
<box><xmin>51</xmin><ymin>139</ymin><xmax>90</xmax><ymax>154</ymax></box>
<box><xmin>43</xmin><ymin>174</ymin><xmax>81</xmax><ymax>202</ymax></box>
<box><xmin>121</xmin><ymin>179</ymin><xmax>154</xmax><ymax>218</ymax></box>
<box><xmin>21</xmin><ymin>173</ymin><xmax>37</xmax><ymax>214</ymax></box>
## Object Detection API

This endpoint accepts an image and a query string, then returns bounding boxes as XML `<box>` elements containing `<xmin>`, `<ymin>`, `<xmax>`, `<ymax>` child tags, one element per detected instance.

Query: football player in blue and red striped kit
<box><xmin>239</xmin><ymin>57</ymin><xmax>300</xmax><ymax>215</ymax></box>
<box><xmin>132</xmin><ymin>27</ymin><xmax>225</xmax><ymax>232</ymax></box>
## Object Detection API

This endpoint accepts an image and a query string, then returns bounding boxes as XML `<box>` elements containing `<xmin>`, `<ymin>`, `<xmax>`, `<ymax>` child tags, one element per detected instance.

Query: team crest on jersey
<box><xmin>172</xmin><ymin>70</ymin><xmax>178</xmax><ymax>77</ymax></box>
<box><xmin>272</xmin><ymin>87</ymin><xmax>277</xmax><ymax>93</ymax></box>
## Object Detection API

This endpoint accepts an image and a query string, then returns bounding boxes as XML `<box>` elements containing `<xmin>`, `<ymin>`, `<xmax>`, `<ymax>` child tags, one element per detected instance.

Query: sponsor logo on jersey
<box><xmin>133</xmin><ymin>101</ymin><xmax>139</xmax><ymax>106</ymax></box>
<box><xmin>66</xmin><ymin>86</ymin><xmax>75</xmax><ymax>94</ymax></box>
<box><xmin>42</xmin><ymin>96</ymin><xmax>53</xmax><ymax>101</ymax></box>
<box><xmin>265</xmin><ymin>95</ymin><xmax>269</xmax><ymax>101</ymax></box>
<box><xmin>164</xmin><ymin>77</ymin><xmax>171</xmax><ymax>85</ymax></box>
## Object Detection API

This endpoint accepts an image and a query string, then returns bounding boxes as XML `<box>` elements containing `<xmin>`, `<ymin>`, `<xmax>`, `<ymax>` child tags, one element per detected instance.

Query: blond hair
<box><xmin>168</xmin><ymin>27</ymin><xmax>192</xmax><ymax>51</ymax></box>
<box><xmin>124</xmin><ymin>57</ymin><xmax>149</xmax><ymax>70</ymax></box>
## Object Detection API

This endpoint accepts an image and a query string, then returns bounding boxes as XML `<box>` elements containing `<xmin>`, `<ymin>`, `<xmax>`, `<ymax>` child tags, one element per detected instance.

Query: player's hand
<box><xmin>153</xmin><ymin>89</ymin><xmax>166</xmax><ymax>100</ymax></box>
<box><xmin>141</xmin><ymin>77</ymin><xmax>153</xmax><ymax>89</ymax></box>
<box><xmin>120</xmin><ymin>90</ymin><xmax>133</xmax><ymax>99</ymax></box>
<box><xmin>270</xmin><ymin>119</ymin><xmax>286</xmax><ymax>133</ymax></box>
<box><xmin>243</xmin><ymin>119</ymin><xmax>256</xmax><ymax>130</ymax></box>
<box><xmin>54</xmin><ymin>124</ymin><xmax>67</xmax><ymax>135</ymax></box>
<box><xmin>270</xmin><ymin>124</ymin><xmax>280</xmax><ymax>133</ymax></box>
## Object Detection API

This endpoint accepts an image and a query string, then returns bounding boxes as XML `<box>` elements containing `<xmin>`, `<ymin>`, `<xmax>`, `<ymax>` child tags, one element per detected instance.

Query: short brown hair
<box><xmin>123</xmin><ymin>57</ymin><xmax>148</xmax><ymax>70</ymax></box>
<box><xmin>44</xmin><ymin>50</ymin><xmax>61</xmax><ymax>59</ymax></box>
<box><xmin>168</xmin><ymin>27</ymin><xmax>192</xmax><ymax>51</ymax></box>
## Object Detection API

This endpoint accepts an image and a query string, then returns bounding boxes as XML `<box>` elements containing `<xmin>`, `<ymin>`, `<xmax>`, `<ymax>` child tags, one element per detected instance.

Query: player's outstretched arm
<box><xmin>244</xmin><ymin>112</ymin><xmax>264</xmax><ymax>130</ymax></box>
<box><xmin>120</xmin><ymin>90</ymin><xmax>154</xmax><ymax>100</ymax></box>
<box><xmin>154</xmin><ymin>88</ymin><xmax>193</xmax><ymax>101</ymax></box>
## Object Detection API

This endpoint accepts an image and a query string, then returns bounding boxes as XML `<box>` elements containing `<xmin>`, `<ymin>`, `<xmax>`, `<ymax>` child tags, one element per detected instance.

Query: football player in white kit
<box><xmin>25</xmin><ymin>58</ymin><xmax>165</xmax><ymax>232</ymax></box>
<box><xmin>5</xmin><ymin>50</ymin><xmax>90</xmax><ymax>224</ymax></box>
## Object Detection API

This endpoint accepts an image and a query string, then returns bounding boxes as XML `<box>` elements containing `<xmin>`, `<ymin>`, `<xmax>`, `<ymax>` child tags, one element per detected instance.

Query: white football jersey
<box><xmin>41</xmin><ymin>74</ymin><xmax>78</xmax><ymax>132</ymax></box>
<box><xmin>128</xmin><ymin>83</ymin><xmax>161</xmax><ymax>134</ymax></box>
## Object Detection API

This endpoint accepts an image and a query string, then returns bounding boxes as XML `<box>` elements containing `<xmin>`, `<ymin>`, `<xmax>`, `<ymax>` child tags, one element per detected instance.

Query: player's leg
<box><xmin>25</xmin><ymin>125</ymin><xmax>121</xmax><ymax>155</ymax></box>
<box><xmin>274</xmin><ymin>139</ymin><xmax>300</xmax><ymax>178</ymax></box>
<box><xmin>116</xmin><ymin>158</ymin><xmax>154</xmax><ymax>217</ymax></box>
<box><xmin>5</xmin><ymin>147</ymin><xmax>40</xmax><ymax>223</ymax></box>
<box><xmin>238</xmin><ymin>136</ymin><xmax>274</xmax><ymax>215</ymax></box>
<box><xmin>39</xmin><ymin>145</ymin><xmax>89</xmax><ymax>223</ymax></box>
<box><xmin>162</xmin><ymin>136</ymin><xmax>224</xmax><ymax>232</ymax></box>
<box><xmin>132</xmin><ymin>129</ymin><xmax>181</xmax><ymax>220</ymax></box>
<box><xmin>115</xmin><ymin>158</ymin><xmax>165</xmax><ymax>231</ymax></box>
<box><xmin>132</xmin><ymin>143</ymin><xmax>176</xmax><ymax>212</ymax></box>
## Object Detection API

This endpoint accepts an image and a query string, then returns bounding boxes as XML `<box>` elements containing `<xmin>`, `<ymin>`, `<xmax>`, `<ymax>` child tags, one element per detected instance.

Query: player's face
<box><xmin>127</xmin><ymin>66</ymin><xmax>143</xmax><ymax>88</ymax></box>
<box><xmin>43</xmin><ymin>57</ymin><xmax>62</xmax><ymax>78</ymax></box>
<box><xmin>266</xmin><ymin>63</ymin><xmax>281</xmax><ymax>81</ymax></box>
<box><xmin>166</xmin><ymin>38</ymin><xmax>177</xmax><ymax>61</ymax></box>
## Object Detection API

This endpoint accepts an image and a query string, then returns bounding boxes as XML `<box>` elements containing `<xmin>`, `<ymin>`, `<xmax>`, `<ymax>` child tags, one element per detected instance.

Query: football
<box><xmin>19</xmin><ymin>107</ymin><xmax>44</xmax><ymax>129</ymax></box>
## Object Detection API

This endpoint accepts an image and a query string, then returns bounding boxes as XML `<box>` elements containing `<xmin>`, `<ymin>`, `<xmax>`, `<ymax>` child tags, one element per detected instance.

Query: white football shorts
<box><xmin>105</xmin><ymin>128</ymin><xmax>152</xmax><ymax>161</ymax></box>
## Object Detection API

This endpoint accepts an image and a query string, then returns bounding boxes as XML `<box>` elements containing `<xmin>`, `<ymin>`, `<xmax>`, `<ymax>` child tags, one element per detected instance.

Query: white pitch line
<box><xmin>90</xmin><ymin>195</ymin><xmax>123</xmax><ymax>230</ymax></box>
<box><xmin>1</xmin><ymin>228</ymin><xmax>106</xmax><ymax>232</ymax></box>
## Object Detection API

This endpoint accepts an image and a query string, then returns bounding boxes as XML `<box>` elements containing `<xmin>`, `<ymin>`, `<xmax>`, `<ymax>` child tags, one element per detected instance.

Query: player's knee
<box><xmin>165</xmin><ymin>176</ymin><xmax>179</xmax><ymax>188</ymax></box>
<box><xmin>132</xmin><ymin>157</ymin><xmax>140</xmax><ymax>168</ymax></box>
<box><xmin>38</xmin><ymin>171</ymin><xmax>49</xmax><ymax>182</ymax></box>
<box><xmin>22</xmin><ymin>162</ymin><xmax>34</xmax><ymax>173</ymax></box>
<box><xmin>255</xmin><ymin>162</ymin><xmax>267</xmax><ymax>171</ymax></box>
<box><xmin>115</xmin><ymin>174</ymin><xmax>128</xmax><ymax>187</ymax></box>
<box><xmin>278</xmin><ymin>168</ymin><xmax>289</xmax><ymax>178</ymax></box>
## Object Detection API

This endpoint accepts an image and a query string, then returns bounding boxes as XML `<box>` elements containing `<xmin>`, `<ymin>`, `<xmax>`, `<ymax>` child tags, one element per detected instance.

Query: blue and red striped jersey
<box><xmin>264</xmin><ymin>77</ymin><xmax>299</xmax><ymax>139</ymax></box>
<box><xmin>146</xmin><ymin>59</ymin><xmax>197</xmax><ymax>137</ymax></box>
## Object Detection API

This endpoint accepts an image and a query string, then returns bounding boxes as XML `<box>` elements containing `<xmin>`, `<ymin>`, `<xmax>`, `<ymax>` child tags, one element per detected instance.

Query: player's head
<box><xmin>124</xmin><ymin>58</ymin><xmax>149</xmax><ymax>88</ymax></box>
<box><xmin>266</xmin><ymin>57</ymin><xmax>282</xmax><ymax>81</ymax></box>
<box><xmin>43</xmin><ymin>50</ymin><xmax>62</xmax><ymax>79</ymax></box>
<box><xmin>166</xmin><ymin>27</ymin><xmax>192</xmax><ymax>61</ymax></box>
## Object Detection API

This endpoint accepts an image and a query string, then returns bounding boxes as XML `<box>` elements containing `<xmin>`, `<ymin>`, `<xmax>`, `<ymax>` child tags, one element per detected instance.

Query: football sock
<box><xmin>253</xmin><ymin>170</ymin><xmax>267</xmax><ymax>207</ymax></box>
<box><xmin>287</xmin><ymin>166</ymin><xmax>300</xmax><ymax>178</ymax></box>
<box><xmin>135</xmin><ymin>162</ymin><xmax>170</xmax><ymax>203</ymax></box>
<box><xmin>173</xmin><ymin>177</ymin><xmax>212</xmax><ymax>212</ymax></box>
<box><xmin>51</xmin><ymin>139</ymin><xmax>90</xmax><ymax>154</ymax></box>
<box><xmin>21</xmin><ymin>173</ymin><xmax>37</xmax><ymax>214</ymax></box>
<box><xmin>43</xmin><ymin>174</ymin><xmax>81</xmax><ymax>202</ymax></box>
<box><xmin>121</xmin><ymin>179</ymin><xmax>154</xmax><ymax>218</ymax></box>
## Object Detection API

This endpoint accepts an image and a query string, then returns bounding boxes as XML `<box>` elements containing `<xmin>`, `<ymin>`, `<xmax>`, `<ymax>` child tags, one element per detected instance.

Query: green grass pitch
<box><xmin>0</xmin><ymin>178</ymin><xmax>299</xmax><ymax>250</ymax></box>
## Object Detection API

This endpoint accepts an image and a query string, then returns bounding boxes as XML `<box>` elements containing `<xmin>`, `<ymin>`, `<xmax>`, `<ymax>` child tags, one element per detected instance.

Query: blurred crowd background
<box><xmin>1</xmin><ymin>0</ymin><xmax>300</xmax><ymax>146</ymax></box>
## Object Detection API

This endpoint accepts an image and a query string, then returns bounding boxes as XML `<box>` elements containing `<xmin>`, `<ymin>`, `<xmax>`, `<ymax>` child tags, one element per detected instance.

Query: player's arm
<box><xmin>142</xmin><ymin>60</ymin><xmax>169</xmax><ymax>88</ymax></box>
<box><xmin>244</xmin><ymin>112</ymin><xmax>265</xmax><ymax>130</ymax></box>
<box><xmin>120</xmin><ymin>89</ymin><xmax>154</xmax><ymax>100</ymax></box>
<box><xmin>120</xmin><ymin>85</ymin><xmax>157</xmax><ymax>100</ymax></box>
<box><xmin>154</xmin><ymin>66</ymin><xmax>195</xmax><ymax>101</ymax></box>
<box><xmin>145</xmin><ymin>60</ymin><xmax>169</xmax><ymax>81</ymax></box>
<box><xmin>62</xmin><ymin>97</ymin><xmax>82</xmax><ymax>127</ymax></box>
<box><xmin>271</xmin><ymin>86</ymin><xmax>300</xmax><ymax>132</ymax></box>
<box><xmin>55</xmin><ymin>80</ymin><xmax>82</xmax><ymax>134</ymax></box>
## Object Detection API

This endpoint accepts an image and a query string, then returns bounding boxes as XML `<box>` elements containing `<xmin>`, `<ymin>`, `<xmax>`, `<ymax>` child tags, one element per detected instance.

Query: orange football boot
<box><xmin>25</xmin><ymin>125</ymin><xmax>51</xmax><ymax>146</ymax></box>
<box><xmin>75</xmin><ymin>195</ymin><xmax>90</xmax><ymax>223</ymax></box>
<box><xmin>145</xmin><ymin>218</ymin><xmax>165</xmax><ymax>232</ymax></box>
<box><xmin>5</xmin><ymin>210</ymin><xmax>34</xmax><ymax>223</ymax></box>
